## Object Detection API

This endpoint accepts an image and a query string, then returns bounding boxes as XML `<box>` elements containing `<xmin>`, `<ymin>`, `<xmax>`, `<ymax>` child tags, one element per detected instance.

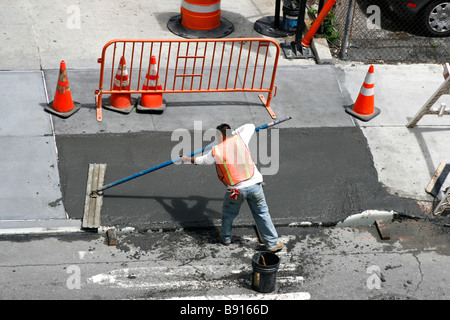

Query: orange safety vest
<box><xmin>212</xmin><ymin>135</ymin><xmax>255</xmax><ymax>186</ymax></box>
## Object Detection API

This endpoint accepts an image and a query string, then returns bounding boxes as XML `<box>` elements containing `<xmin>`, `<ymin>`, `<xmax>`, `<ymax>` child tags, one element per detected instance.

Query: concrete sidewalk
<box><xmin>0</xmin><ymin>0</ymin><xmax>314</xmax><ymax>70</ymax></box>
<box><xmin>338</xmin><ymin>63</ymin><xmax>450</xmax><ymax>201</ymax></box>
<box><xmin>0</xmin><ymin>71</ymin><xmax>80</xmax><ymax>234</ymax></box>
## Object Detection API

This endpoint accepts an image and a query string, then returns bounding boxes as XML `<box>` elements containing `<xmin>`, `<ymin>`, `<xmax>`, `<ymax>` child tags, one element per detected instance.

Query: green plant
<box><xmin>322</xmin><ymin>9</ymin><xmax>341</xmax><ymax>46</ymax></box>
<box><xmin>307</xmin><ymin>7</ymin><xmax>341</xmax><ymax>47</ymax></box>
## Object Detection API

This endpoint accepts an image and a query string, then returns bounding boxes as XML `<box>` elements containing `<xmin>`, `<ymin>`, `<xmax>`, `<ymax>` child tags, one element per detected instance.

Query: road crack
<box><xmin>412</xmin><ymin>254</ymin><xmax>424</xmax><ymax>294</ymax></box>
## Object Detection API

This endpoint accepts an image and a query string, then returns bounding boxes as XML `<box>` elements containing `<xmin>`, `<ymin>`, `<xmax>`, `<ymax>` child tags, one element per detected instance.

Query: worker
<box><xmin>180</xmin><ymin>123</ymin><xmax>283</xmax><ymax>252</ymax></box>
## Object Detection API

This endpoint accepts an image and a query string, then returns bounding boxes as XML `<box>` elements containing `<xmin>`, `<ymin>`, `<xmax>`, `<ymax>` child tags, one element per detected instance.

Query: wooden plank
<box><xmin>82</xmin><ymin>164</ymin><xmax>95</xmax><ymax>229</ymax></box>
<box><xmin>82</xmin><ymin>163</ymin><xmax>107</xmax><ymax>229</ymax></box>
<box><xmin>434</xmin><ymin>187</ymin><xmax>450</xmax><ymax>216</ymax></box>
<box><xmin>426</xmin><ymin>162</ymin><xmax>450</xmax><ymax>198</ymax></box>
<box><xmin>93</xmin><ymin>164</ymin><xmax>107</xmax><ymax>228</ymax></box>
<box><xmin>375</xmin><ymin>220</ymin><xmax>390</xmax><ymax>240</ymax></box>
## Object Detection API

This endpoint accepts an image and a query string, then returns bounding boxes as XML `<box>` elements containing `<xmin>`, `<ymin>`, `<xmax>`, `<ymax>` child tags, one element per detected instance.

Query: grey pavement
<box><xmin>0</xmin><ymin>71</ymin><xmax>80</xmax><ymax>232</ymax></box>
<box><xmin>0</xmin><ymin>219</ymin><xmax>448</xmax><ymax>300</ymax></box>
<box><xmin>0</xmin><ymin>0</ymin><xmax>448</xmax><ymax>301</ymax></box>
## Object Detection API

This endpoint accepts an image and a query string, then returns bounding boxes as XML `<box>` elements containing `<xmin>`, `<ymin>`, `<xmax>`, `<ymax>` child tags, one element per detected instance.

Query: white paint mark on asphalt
<box><xmin>78</xmin><ymin>251</ymin><xmax>86</xmax><ymax>260</ymax></box>
<box><xmin>86</xmin><ymin>263</ymin><xmax>304</xmax><ymax>292</ymax></box>
<box><xmin>167</xmin><ymin>292</ymin><xmax>311</xmax><ymax>300</ymax></box>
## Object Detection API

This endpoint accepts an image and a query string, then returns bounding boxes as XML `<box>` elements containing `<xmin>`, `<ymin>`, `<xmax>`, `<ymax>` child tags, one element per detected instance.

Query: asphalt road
<box><xmin>0</xmin><ymin>218</ymin><xmax>448</xmax><ymax>301</ymax></box>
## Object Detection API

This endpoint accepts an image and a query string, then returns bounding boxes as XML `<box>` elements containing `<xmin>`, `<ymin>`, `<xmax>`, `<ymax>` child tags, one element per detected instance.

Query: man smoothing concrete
<box><xmin>181</xmin><ymin>123</ymin><xmax>283</xmax><ymax>252</ymax></box>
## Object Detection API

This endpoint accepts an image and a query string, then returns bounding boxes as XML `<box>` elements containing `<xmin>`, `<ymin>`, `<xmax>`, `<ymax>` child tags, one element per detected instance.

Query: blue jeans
<box><xmin>221</xmin><ymin>183</ymin><xmax>279</xmax><ymax>250</ymax></box>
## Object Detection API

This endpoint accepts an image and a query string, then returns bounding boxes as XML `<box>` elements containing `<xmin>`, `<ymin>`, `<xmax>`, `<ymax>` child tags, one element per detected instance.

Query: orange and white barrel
<box><xmin>180</xmin><ymin>0</ymin><xmax>221</xmax><ymax>30</ymax></box>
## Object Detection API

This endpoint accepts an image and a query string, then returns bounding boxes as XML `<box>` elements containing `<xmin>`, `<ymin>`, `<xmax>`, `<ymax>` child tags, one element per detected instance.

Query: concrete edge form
<box><xmin>0</xmin><ymin>219</ymin><xmax>82</xmax><ymax>236</ymax></box>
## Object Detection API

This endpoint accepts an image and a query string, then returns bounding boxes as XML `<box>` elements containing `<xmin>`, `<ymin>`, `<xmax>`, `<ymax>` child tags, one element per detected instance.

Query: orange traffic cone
<box><xmin>45</xmin><ymin>60</ymin><xmax>81</xmax><ymax>118</ymax></box>
<box><xmin>345</xmin><ymin>65</ymin><xmax>380</xmax><ymax>122</ymax></box>
<box><xmin>105</xmin><ymin>56</ymin><xmax>135</xmax><ymax>114</ymax></box>
<box><xmin>137</xmin><ymin>56</ymin><xmax>166</xmax><ymax>113</ymax></box>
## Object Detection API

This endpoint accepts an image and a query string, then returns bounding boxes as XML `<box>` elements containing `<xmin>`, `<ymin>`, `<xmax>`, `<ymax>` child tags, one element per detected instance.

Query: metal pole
<box><xmin>318</xmin><ymin>0</ymin><xmax>325</xmax><ymax>34</ymax></box>
<box><xmin>295</xmin><ymin>0</ymin><xmax>308</xmax><ymax>49</ymax></box>
<box><xmin>253</xmin><ymin>0</ymin><xmax>294</xmax><ymax>37</ymax></box>
<box><xmin>301</xmin><ymin>0</ymin><xmax>338</xmax><ymax>48</ymax></box>
<box><xmin>274</xmin><ymin>0</ymin><xmax>281</xmax><ymax>28</ymax></box>
<box><xmin>95</xmin><ymin>117</ymin><xmax>292</xmax><ymax>194</ymax></box>
<box><xmin>339</xmin><ymin>0</ymin><xmax>355</xmax><ymax>60</ymax></box>
<box><xmin>280</xmin><ymin>0</ymin><xmax>312</xmax><ymax>59</ymax></box>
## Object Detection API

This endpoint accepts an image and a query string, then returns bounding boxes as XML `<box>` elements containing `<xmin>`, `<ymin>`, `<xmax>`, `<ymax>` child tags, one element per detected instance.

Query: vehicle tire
<box><xmin>422</xmin><ymin>1</ymin><xmax>450</xmax><ymax>37</ymax></box>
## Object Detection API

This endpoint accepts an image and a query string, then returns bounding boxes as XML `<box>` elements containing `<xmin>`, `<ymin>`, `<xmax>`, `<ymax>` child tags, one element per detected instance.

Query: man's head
<box><xmin>216</xmin><ymin>123</ymin><xmax>232</xmax><ymax>142</ymax></box>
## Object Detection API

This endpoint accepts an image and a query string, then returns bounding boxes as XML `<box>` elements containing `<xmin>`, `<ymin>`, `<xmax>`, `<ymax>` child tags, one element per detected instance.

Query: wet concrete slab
<box><xmin>56</xmin><ymin>127</ymin><xmax>421</xmax><ymax>231</ymax></box>
<box><xmin>48</xmin><ymin>64</ymin><xmax>423</xmax><ymax>230</ymax></box>
<box><xmin>0</xmin><ymin>65</ymin><xmax>429</xmax><ymax>232</ymax></box>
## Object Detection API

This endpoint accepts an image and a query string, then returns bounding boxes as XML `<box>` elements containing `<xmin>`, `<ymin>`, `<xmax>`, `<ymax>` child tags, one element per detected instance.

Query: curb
<box><xmin>0</xmin><ymin>210</ymin><xmax>418</xmax><ymax>236</ymax></box>
<box><xmin>93</xmin><ymin>210</ymin><xmax>400</xmax><ymax>237</ymax></box>
<box><xmin>311</xmin><ymin>37</ymin><xmax>333</xmax><ymax>64</ymax></box>
<box><xmin>0</xmin><ymin>219</ymin><xmax>82</xmax><ymax>236</ymax></box>
<box><xmin>306</xmin><ymin>5</ymin><xmax>334</xmax><ymax>65</ymax></box>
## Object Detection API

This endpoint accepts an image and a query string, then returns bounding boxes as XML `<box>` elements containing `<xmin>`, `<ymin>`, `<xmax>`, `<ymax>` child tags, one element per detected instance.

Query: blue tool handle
<box><xmin>96</xmin><ymin>116</ymin><xmax>292</xmax><ymax>193</ymax></box>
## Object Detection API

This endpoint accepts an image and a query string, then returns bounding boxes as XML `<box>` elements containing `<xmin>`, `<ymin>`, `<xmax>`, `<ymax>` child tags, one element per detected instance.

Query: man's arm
<box><xmin>179</xmin><ymin>123</ymin><xmax>255</xmax><ymax>164</ymax></box>
<box><xmin>234</xmin><ymin>123</ymin><xmax>255</xmax><ymax>145</ymax></box>
<box><xmin>180</xmin><ymin>150</ymin><xmax>215</xmax><ymax>165</ymax></box>
<box><xmin>179</xmin><ymin>155</ymin><xmax>195</xmax><ymax>164</ymax></box>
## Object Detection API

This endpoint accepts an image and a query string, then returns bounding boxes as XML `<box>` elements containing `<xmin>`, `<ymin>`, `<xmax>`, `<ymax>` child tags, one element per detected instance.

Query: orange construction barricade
<box><xmin>95</xmin><ymin>38</ymin><xmax>280</xmax><ymax>122</ymax></box>
<box><xmin>45</xmin><ymin>60</ymin><xmax>81</xmax><ymax>118</ymax></box>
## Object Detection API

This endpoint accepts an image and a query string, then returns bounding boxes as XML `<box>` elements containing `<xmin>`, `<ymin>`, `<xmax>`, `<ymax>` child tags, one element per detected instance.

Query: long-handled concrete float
<box><xmin>83</xmin><ymin>116</ymin><xmax>292</xmax><ymax>229</ymax></box>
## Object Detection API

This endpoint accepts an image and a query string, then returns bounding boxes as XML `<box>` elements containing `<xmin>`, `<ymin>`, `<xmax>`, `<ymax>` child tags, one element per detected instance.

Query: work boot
<box><xmin>219</xmin><ymin>230</ymin><xmax>231</xmax><ymax>246</ymax></box>
<box><xmin>267</xmin><ymin>241</ymin><xmax>284</xmax><ymax>253</ymax></box>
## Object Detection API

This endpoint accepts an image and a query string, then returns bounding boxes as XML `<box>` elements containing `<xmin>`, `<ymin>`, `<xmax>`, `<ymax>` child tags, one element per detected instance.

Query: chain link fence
<box><xmin>306</xmin><ymin>0</ymin><xmax>449</xmax><ymax>64</ymax></box>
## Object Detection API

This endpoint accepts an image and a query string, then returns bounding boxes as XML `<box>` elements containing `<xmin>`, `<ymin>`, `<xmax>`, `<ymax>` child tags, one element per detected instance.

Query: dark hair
<box><xmin>216</xmin><ymin>123</ymin><xmax>231</xmax><ymax>138</ymax></box>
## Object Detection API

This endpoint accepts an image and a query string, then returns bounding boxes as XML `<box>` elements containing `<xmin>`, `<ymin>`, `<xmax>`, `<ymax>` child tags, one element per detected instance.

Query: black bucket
<box><xmin>251</xmin><ymin>251</ymin><xmax>281</xmax><ymax>293</ymax></box>
<box><xmin>283</xmin><ymin>2</ymin><xmax>299</xmax><ymax>32</ymax></box>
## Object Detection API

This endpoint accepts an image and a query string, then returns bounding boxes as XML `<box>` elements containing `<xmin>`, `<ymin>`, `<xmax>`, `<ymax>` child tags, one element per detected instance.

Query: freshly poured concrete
<box><xmin>1</xmin><ymin>0</ymin><xmax>449</xmax><ymax>232</ymax></box>
<box><xmin>51</xmin><ymin>65</ymin><xmax>422</xmax><ymax>231</ymax></box>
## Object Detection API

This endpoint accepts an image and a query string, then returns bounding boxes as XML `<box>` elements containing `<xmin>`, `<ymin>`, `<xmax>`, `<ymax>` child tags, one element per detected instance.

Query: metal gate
<box><xmin>95</xmin><ymin>38</ymin><xmax>281</xmax><ymax>121</ymax></box>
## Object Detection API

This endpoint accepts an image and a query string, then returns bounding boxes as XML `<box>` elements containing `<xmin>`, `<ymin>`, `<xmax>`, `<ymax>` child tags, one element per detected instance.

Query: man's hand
<box><xmin>179</xmin><ymin>155</ymin><xmax>194</xmax><ymax>164</ymax></box>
